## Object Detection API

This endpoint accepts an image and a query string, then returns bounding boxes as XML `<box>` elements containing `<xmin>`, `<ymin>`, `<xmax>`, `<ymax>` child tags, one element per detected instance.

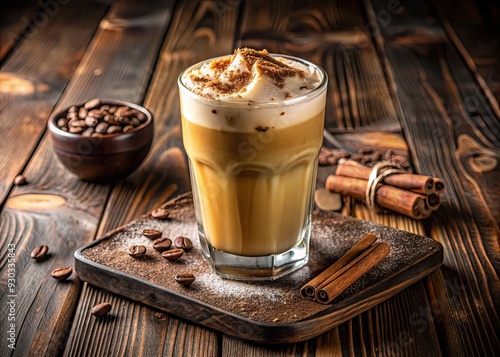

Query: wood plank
<box><xmin>367</xmin><ymin>0</ymin><xmax>500</xmax><ymax>355</ymax></box>
<box><xmin>428</xmin><ymin>0</ymin><xmax>500</xmax><ymax>104</ymax></box>
<box><xmin>0</xmin><ymin>1</ymin><xmax>173</xmax><ymax>356</ymax></box>
<box><xmin>63</xmin><ymin>283</ymin><xmax>219</xmax><ymax>357</ymax></box>
<box><xmin>0</xmin><ymin>0</ymin><xmax>109</xmax><ymax>204</ymax></box>
<box><xmin>64</xmin><ymin>1</ymin><xmax>242</xmax><ymax>355</ymax></box>
<box><xmin>235</xmin><ymin>0</ymin><xmax>443</xmax><ymax>354</ymax></box>
<box><xmin>222</xmin><ymin>335</ymin><xmax>315</xmax><ymax>356</ymax></box>
<box><xmin>0</xmin><ymin>0</ymin><xmax>40</xmax><ymax>61</ymax></box>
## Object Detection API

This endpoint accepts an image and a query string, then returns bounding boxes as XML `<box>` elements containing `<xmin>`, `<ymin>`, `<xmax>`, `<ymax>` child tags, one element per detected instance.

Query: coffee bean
<box><xmin>152</xmin><ymin>237</ymin><xmax>172</xmax><ymax>252</ymax></box>
<box><xmin>137</xmin><ymin>112</ymin><xmax>147</xmax><ymax>122</ymax></box>
<box><xmin>57</xmin><ymin>118</ymin><xmax>68</xmax><ymax>127</ymax></box>
<box><xmin>103</xmin><ymin>114</ymin><xmax>114</xmax><ymax>122</ymax></box>
<box><xmin>100</xmin><ymin>105</ymin><xmax>110</xmax><ymax>111</ymax></box>
<box><xmin>68</xmin><ymin>105</ymin><xmax>78</xmax><ymax>113</ymax></box>
<box><xmin>67</xmin><ymin>111</ymin><xmax>78</xmax><ymax>120</ymax></box>
<box><xmin>61</xmin><ymin>127</ymin><xmax>68</xmax><ymax>132</ymax></box>
<box><xmin>128</xmin><ymin>245</ymin><xmax>146</xmax><ymax>258</ymax></box>
<box><xmin>31</xmin><ymin>245</ymin><xmax>49</xmax><ymax>261</ymax></box>
<box><xmin>161</xmin><ymin>248</ymin><xmax>183</xmax><ymax>261</ymax></box>
<box><xmin>175</xmin><ymin>273</ymin><xmax>195</xmax><ymax>286</ymax></box>
<box><xmin>151</xmin><ymin>207</ymin><xmax>170</xmax><ymax>220</ymax></box>
<box><xmin>107</xmin><ymin>118</ymin><xmax>120</xmax><ymax>126</ymax></box>
<box><xmin>142</xmin><ymin>229</ymin><xmax>162</xmax><ymax>239</ymax></box>
<box><xmin>130</xmin><ymin>118</ymin><xmax>141</xmax><ymax>126</ymax></box>
<box><xmin>174</xmin><ymin>236</ymin><xmax>193</xmax><ymax>251</ymax></box>
<box><xmin>114</xmin><ymin>106</ymin><xmax>128</xmax><ymax>117</ymax></box>
<box><xmin>91</xmin><ymin>302</ymin><xmax>112</xmax><ymax>317</ymax></box>
<box><xmin>88</xmin><ymin>109</ymin><xmax>103</xmax><ymax>118</ymax></box>
<box><xmin>95</xmin><ymin>122</ymin><xmax>109</xmax><ymax>133</ymax></box>
<box><xmin>91</xmin><ymin>132</ymin><xmax>103</xmax><ymax>138</ymax></box>
<box><xmin>124</xmin><ymin>109</ymin><xmax>136</xmax><ymax>117</ymax></box>
<box><xmin>69</xmin><ymin>126</ymin><xmax>84</xmax><ymax>133</ymax></box>
<box><xmin>13</xmin><ymin>174</ymin><xmax>28</xmax><ymax>186</ymax></box>
<box><xmin>84</xmin><ymin>98</ymin><xmax>101</xmax><ymax>110</ymax></box>
<box><xmin>51</xmin><ymin>266</ymin><xmax>72</xmax><ymax>280</ymax></box>
<box><xmin>70</xmin><ymin>119</ymin><xmax>86</xmax><ymax>127</ymax></box>
<box><xmin>82</xmin><ymin>127</ymin><xmax>95</xmax><ymax>137</ymax></box>
<box><xmin>118</xmin><ymin>116</ymin><xmax>131</xmax><ymax>124</ymax></box>
<box><xmin>106</xmin><ymin>125</ymin><xmax>122</xmax><ymax>134</ymax></box>
<box><xmin>108</xmin><ymin>106</ymin><xmax>117</xmax><ymax>114</ymax></box>
<box><xmin>85</xmin><ymin>116</ymin><xmax>98</xmax><ymax>127</ymax></box>
<box><xmin>123</xmin><ymin>125</ymin><xmax>134</xmax><ymax>133</ymax></box>
<box><xmin>78</xmin><ymin>107</ymin><xmax>88</xmax><ymax>119</ymax></box>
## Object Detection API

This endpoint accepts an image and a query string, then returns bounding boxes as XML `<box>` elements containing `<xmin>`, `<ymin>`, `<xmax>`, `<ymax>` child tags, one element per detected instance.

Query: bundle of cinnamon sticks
<box><xmin>301</xmin><ymin>233</ymin><xmax>390</xmax><ymax>304</ymax></box>
<box><xmin>325</xmin><ymin>160</ymin><xmax>445</xmax><ymax>220</ymax></box>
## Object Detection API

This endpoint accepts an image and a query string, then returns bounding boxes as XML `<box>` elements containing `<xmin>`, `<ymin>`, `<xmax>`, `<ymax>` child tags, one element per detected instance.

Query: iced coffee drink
<box><xmin>179</xmin><ymin>48</ymin><xmax>327</xmax><ymax>280</ymax></box>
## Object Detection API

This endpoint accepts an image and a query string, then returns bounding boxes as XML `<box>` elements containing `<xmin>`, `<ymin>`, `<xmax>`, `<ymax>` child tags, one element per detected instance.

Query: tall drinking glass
<box><xmin>179</xmin><ymin>54</ymin><xmax>327</xmax><ymax>280</ymax></box>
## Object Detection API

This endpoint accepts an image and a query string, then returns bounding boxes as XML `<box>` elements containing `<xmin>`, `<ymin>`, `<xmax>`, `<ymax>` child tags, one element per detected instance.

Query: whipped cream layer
<box><xmin>182</xmin><ymin>48</ymin><xmax>321</xmax><ymax>102</ymax></box>
<box><xmin>179</xmin><ymin>49</ymin><xmax>326</xmax><ymax>132</ymax></box>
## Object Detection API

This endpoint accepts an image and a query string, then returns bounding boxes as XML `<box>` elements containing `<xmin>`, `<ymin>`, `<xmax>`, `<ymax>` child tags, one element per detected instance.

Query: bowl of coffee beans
<box><xmin>48</xmin><ymin>98</ymin><xmax>154</xmax><ymax>182</ymax></box>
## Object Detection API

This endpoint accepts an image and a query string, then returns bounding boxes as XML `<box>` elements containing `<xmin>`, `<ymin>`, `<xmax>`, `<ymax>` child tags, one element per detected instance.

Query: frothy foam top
<box><xmin>179</xmin><ymin>49</ymin><xmax>327</xmax><ymax>132</ymax></box>
<box><xmin>182</xmin><ymin>48</ymin><xmax>321</xmax><ymax>102</ymax></box>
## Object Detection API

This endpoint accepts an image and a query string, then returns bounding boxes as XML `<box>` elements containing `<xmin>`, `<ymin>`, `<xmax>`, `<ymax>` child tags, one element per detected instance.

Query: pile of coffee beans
<box><xmin>127</xmin><ymin>229</ymin><xmax>196</xmax><ymax>286</ymax></box>
<box><xmin>56</xmin><ymin>98</ymin><xmax>148</xmax><ymax>137</ymax></box>
<box><xmin>319</xmin><ymin>147</ymin><xmax>411</xmax><ymax>171</ymax></box>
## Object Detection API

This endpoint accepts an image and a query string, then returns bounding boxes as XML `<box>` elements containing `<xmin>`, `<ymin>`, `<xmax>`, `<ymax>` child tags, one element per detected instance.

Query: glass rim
<box><xmin>177</xmin><ymin>53</ymin><xmax>328</xmax><ymax>108</ymax></box>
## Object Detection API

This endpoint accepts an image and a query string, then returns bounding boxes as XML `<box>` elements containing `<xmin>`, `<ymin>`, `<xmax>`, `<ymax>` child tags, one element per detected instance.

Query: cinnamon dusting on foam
<box><xmin>182</xmin><ymin>48</ymin><xmax>320</xmax><ymax>101</ymax></box>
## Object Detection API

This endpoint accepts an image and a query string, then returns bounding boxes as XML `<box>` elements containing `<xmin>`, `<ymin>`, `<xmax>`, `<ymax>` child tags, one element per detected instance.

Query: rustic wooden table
<box><xmin>1</xmin><ymin>0</ymin><xmax>499</xmax><ymax>356</ymax></box>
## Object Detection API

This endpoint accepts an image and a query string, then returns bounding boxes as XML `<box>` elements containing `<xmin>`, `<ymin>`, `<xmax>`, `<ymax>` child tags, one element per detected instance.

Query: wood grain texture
<box><xmin>429</xmin><ymin>0</ymin><xmax>500</xmax><ymax>104</ymax></box>
<box><xmin>0</xmin><ymin>0</ymin><xmax>40</xmax><ymax>61</ymax></box>
<box><xmin>0</xmin><ymin>0</ymin><xmax>109</xmax><ymax>204</ymax></box>
<box><xmin>0</xmin><ymin>1</ymin><xmax>173</xmax><ymax>356</ymax></box>
<box><xmin>340</xmin><ymin>204</ymin><xmax>443</xmax><ymax>357</ymax></box>
<box><xmin>367</xmin><ymin>0</ymin><xmax>500</xmax><ymax>355</ymax></box>
<box><xmin>64</xmin><ymin>283</ymin><xmax>219</xmax><ymax>357</ymax></box>
<box><xmin>222</xmin><ymin>335</ymin><xmax>315</xmax><ymax>356</ymax></box>
<box><xmin>65</xmin><ymin>1</ymin><xmax>241</xmax><ymax>355</ymax></box>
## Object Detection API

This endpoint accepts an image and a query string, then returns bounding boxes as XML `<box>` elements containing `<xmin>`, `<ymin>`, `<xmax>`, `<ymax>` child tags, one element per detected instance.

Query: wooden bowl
<box><xmin>48</xmin><ymin>99</ymin><xmax>154</xmax><ymax>182</ymax></box>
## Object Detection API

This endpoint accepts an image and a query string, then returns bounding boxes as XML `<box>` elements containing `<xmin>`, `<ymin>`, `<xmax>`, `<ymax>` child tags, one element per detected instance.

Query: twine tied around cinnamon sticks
<box><xmin>326</xmin><ymin>160</ymin><xmax>445</xmax><ymax>219</ymax></box>
<box><xmin>301</xmin><ymin>233</ymin><xmax>390</xmax><ymax>304</ymax></box>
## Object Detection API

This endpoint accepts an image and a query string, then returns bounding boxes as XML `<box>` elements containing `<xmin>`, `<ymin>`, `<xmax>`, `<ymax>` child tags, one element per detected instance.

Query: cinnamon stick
<box><xmin>300</xmin><ymin>233</ymin><xmax>378</xmax><ymax>300</ymax></box>
<box><xmin>316</xmin><ymin>242</ymin><xmax>391</xmax><ymax>304</ymax></box>
<box><xmin>433</xmin><ymin>178</ymin><xmax>445</xmax><ymax>193</ymax></box>
<box><xmin>326</xmin><ymin>175</ymin><xmax>431</xmax><ymax>219</ymax></box>
<box><xmin>336</xmin><ymin>163</ymin><xmax>438</xmax><ymax>194</ymax></box>
<box><xmin>426</xmin><ymin>193</ymin><xmax>441</xmax><ymax>211</ymax></box>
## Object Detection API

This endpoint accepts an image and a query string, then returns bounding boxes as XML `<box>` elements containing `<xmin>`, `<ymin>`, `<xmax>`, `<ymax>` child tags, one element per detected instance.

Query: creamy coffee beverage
<box><xmin>179</xmin><ymin>48</ymin><xmax>327</xmax><ymax>279</ymax></box>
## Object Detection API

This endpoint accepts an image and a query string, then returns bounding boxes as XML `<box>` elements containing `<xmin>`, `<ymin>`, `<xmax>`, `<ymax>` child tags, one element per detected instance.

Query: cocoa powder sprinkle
<box><xmin>189</xmin><ymin>48</ymin><xmax>306</xmax><ymax>97</ymax></box>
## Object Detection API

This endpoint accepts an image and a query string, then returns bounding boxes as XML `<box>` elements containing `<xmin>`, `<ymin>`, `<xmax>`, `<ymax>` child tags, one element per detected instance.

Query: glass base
<box><xmin>198</xmin><ymin>224</ymin><xmax>310</xmax><ymax>281</ymax></box>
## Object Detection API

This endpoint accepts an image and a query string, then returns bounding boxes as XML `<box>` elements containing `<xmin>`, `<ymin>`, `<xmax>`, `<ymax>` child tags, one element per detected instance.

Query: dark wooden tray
<box><xmin>74</xmin><ymin>192</ymin><xmax>443</xmax><ymax>344</ymax></box>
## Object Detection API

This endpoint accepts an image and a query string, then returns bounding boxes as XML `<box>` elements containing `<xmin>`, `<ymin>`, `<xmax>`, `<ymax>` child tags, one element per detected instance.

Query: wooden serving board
<box><xmin>74</xmin><ymin>192</ymin><xmax>443</xmax><ymax>344</ymax></box>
